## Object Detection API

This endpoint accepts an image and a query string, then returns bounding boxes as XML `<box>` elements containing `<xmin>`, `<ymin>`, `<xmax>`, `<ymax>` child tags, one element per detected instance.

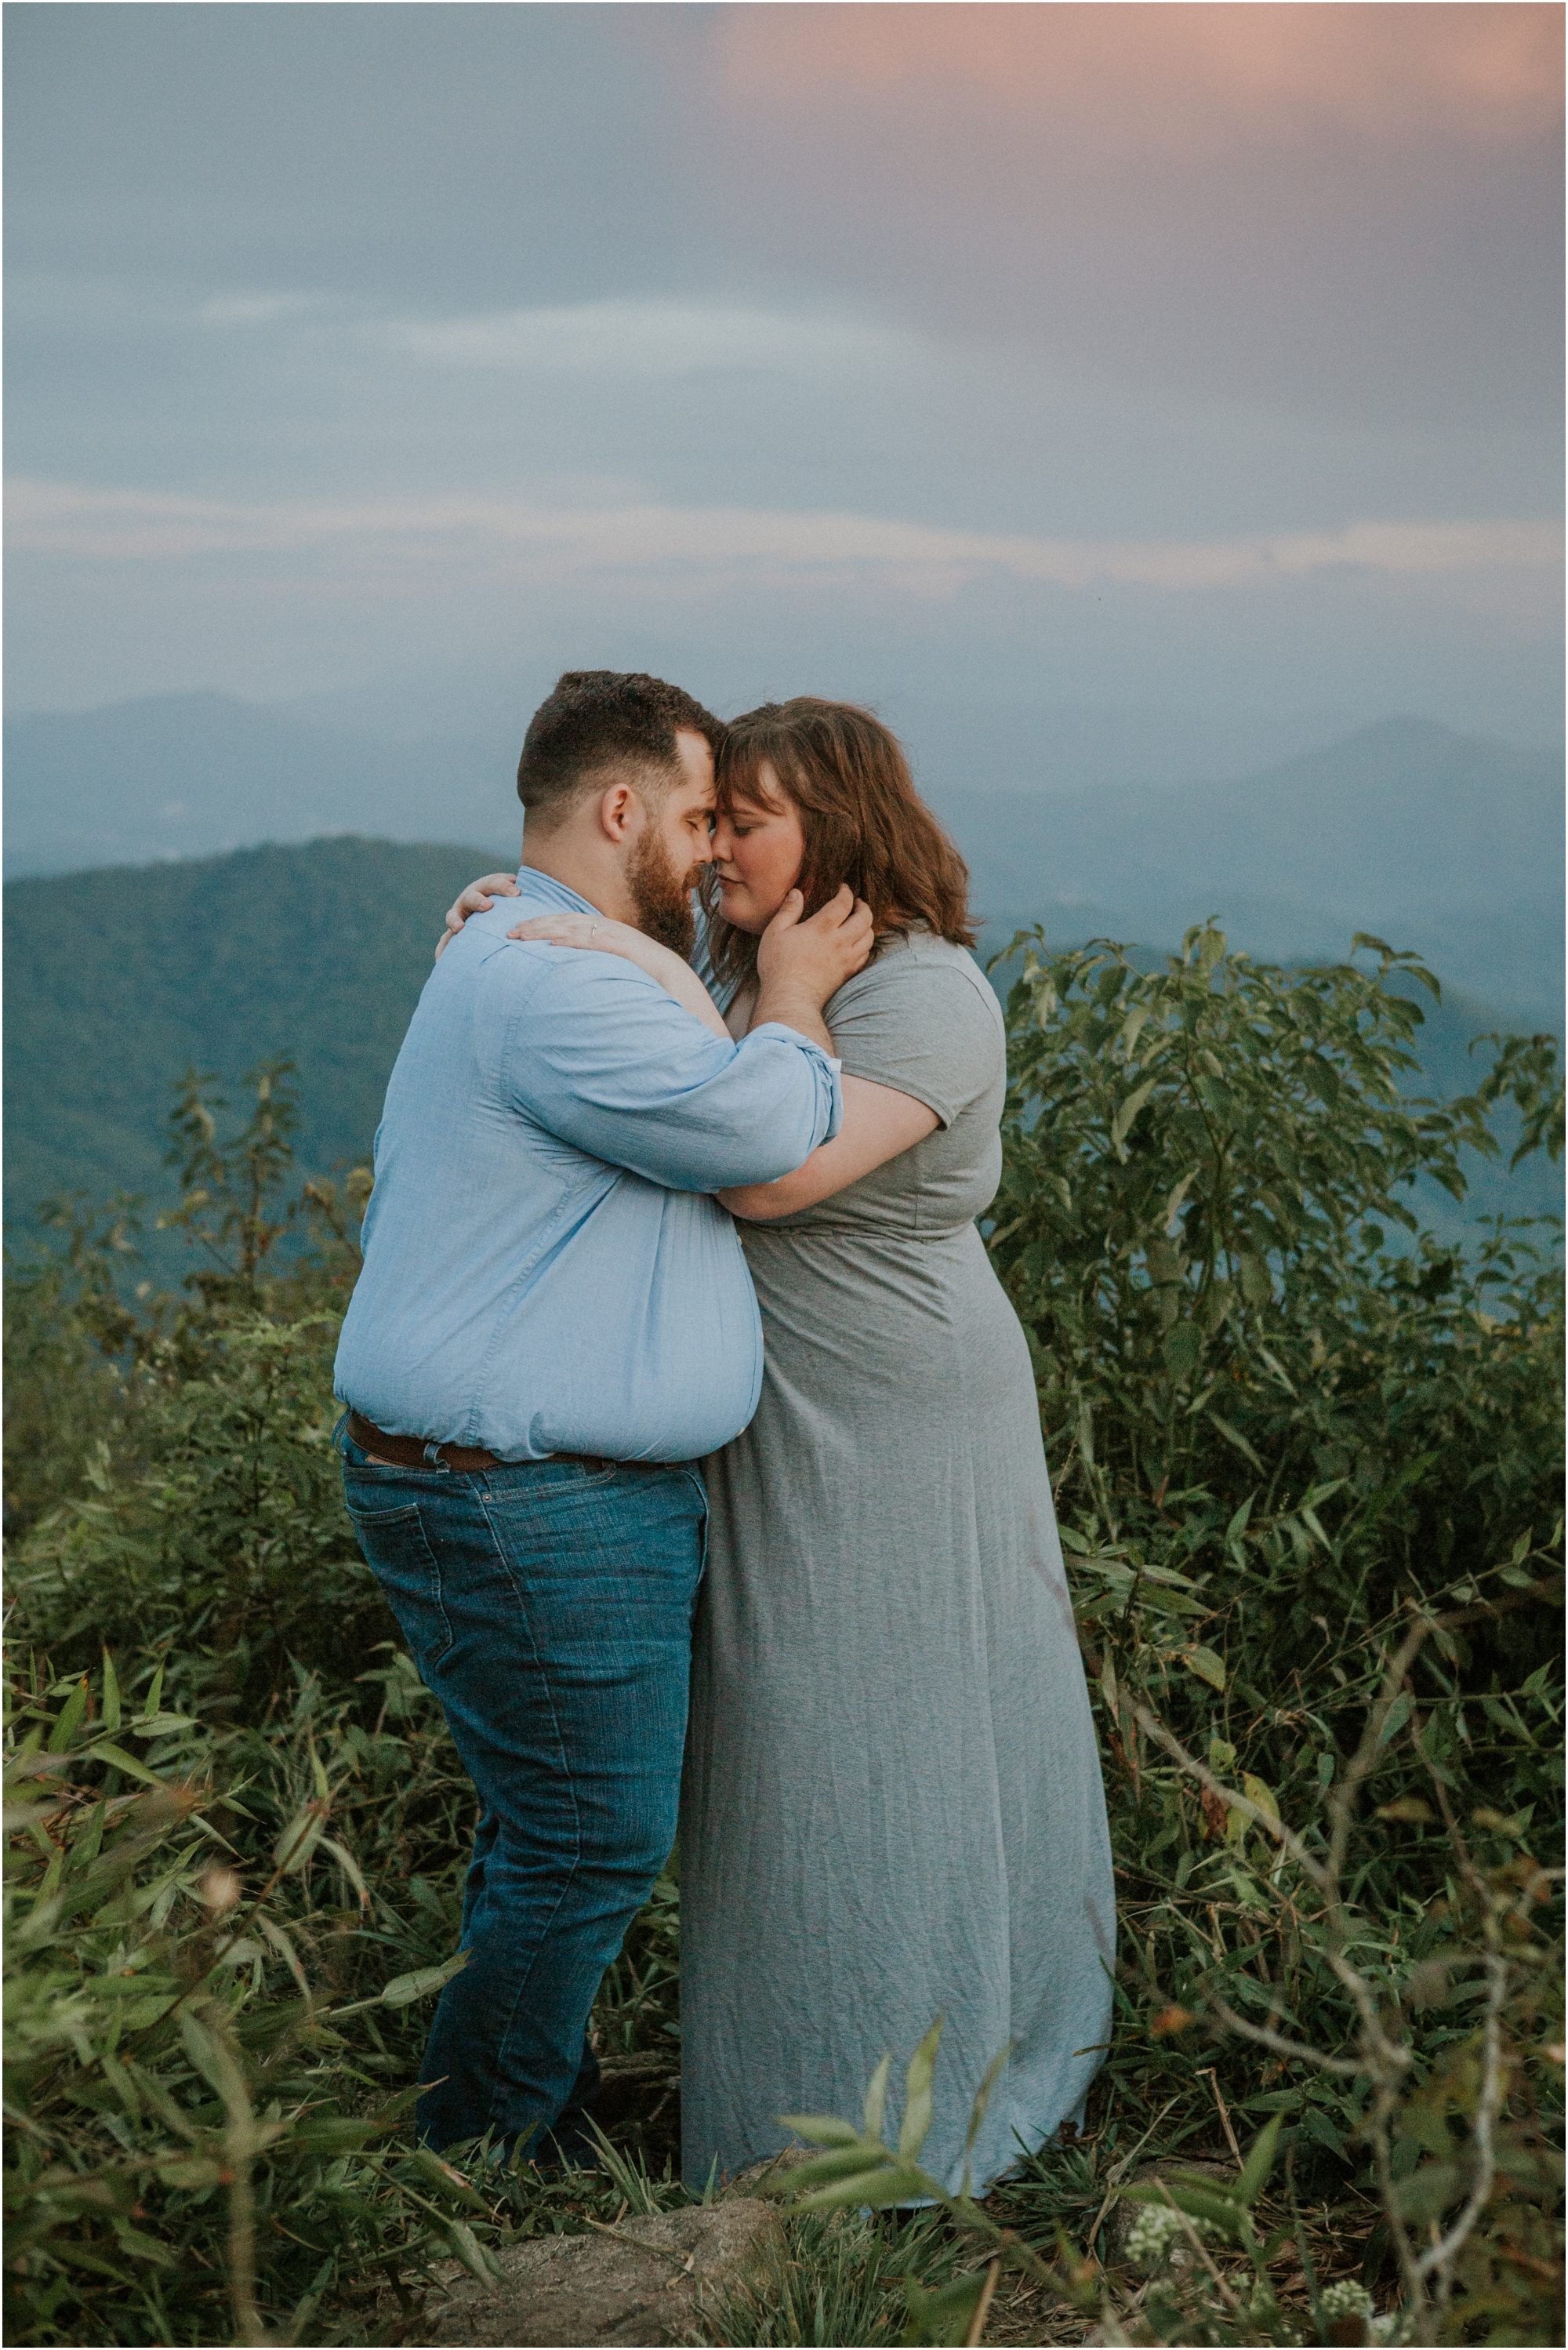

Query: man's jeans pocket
<box><xmin>347</xmin><ymin>1500</ymin><xmax>455</xmax><ymax>1666</ymax></box>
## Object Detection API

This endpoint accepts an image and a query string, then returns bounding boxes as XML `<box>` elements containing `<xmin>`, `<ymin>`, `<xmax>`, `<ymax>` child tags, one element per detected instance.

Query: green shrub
<box><xmin>5</xmin><ymin>932</ymin><xmax>1562</xmax><ymax>2345</ymax></box>
<box><xmin>989</xmin><ymin>925</ymin><xmax>1562</xmax><ymax>1648</ymax></box>
<box><xmin>3</xmin><ymin>1645</ymin><xmax>499</xmax><ymax>2345</ymax></box>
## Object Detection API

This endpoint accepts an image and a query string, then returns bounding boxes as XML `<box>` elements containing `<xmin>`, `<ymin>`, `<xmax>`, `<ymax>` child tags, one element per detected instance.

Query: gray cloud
<box><xmin>4</xmin><ymin>4</ymin><xmax>1560</xmax><ymax>739</ymax></box>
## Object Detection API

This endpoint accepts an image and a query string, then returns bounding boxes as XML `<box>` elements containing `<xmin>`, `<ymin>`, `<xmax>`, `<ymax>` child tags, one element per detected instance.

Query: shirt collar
<box><xmin>512</xmin><ymin>866</ymin><xmax>602</xmax><ymax>919</ymax></box>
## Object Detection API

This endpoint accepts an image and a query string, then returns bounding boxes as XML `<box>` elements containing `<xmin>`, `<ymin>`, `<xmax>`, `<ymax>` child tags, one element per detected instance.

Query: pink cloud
<box><xmin>711</xmin><ymin>5</ymin><xmax>1561</xmax><ymax>156</ymax></box>
<box><xmin>662</xmin><ymin>3</ymin><xmax>1562</xmax><ymax>428</ymax></box>
<box><xmin>10</xmin><ymin>477</ymin><xmax>1555</xmax><ymax>597</ymax></box>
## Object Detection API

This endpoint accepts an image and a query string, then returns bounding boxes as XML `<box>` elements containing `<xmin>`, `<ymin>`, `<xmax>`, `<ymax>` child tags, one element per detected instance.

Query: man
<box><xmin>333</xmin><ymin>670</ymin><xmax>869</xmax><ymax>2163</ymax></box>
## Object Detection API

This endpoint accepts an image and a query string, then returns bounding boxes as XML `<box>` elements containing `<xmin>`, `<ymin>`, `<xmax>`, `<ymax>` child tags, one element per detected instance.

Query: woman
<box><xmin>445</xmin><ymin>700</ymin><xmax>1113</xmax><ymax>2194</ymax></box>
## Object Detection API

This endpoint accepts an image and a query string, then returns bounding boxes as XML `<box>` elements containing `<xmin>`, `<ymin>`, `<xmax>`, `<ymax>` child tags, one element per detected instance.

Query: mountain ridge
<box><xmin>5</xmin><ymin>835</ymin><xmax>1559</xmax><ymax>1262</ymax></box>
<box><xmin>7</xmin><ymin>696</ymin><xmax>1559</xmax><ymax>958</ymax></box>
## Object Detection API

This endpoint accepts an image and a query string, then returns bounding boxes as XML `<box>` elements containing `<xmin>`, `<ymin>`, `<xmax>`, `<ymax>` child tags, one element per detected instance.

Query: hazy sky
<box><xmin>5</xmin><ymin>2</ymin><xmax>1563</xmax><ymax>743</ymax></box>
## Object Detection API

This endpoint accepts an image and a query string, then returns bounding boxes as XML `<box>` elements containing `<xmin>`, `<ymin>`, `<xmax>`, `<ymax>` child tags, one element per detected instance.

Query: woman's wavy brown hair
<box><xmin>700</xmin><ymin>699</ymin><xmax>975</xmax><ymax>991</ymax></box>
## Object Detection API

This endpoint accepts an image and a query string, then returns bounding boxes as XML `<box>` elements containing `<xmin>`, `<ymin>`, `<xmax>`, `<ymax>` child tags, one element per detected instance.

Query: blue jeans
<box><xmin>338</xmin><ymin>1429</ymin><xmax>706</xmax><ymax>2160</ymax></box>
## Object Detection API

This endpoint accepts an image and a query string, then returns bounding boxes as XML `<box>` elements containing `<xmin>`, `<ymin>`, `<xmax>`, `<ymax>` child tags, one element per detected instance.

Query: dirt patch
<box><xmin>724</xmin><ymin>2144</ymin><xmax>822</xmax><ymax>2198</ymax></box>
<box><xmin>412</xmin><ymin>2197</ymin><xmax>783</xmax><ymax>2348</ymax></box>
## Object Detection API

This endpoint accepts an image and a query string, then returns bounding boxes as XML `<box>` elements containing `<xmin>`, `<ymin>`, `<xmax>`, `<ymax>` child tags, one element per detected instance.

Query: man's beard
<box><xmin>626</xmin><ymin>830</ymin><xmax>699</xmax><ymax>960</ymax></box>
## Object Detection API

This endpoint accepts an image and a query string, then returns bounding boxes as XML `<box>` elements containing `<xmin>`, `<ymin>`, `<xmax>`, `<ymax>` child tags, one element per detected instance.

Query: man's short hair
<box><xmin>517</xmin><ymin>672</ymin><xmax>724</xmax><ymax>826</ymax></box>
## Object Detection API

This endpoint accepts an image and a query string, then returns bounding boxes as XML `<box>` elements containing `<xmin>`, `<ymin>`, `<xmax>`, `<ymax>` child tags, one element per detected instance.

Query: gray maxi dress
<box><xmin>679</xmin><ymin>928</ymin><xmax>1115</xmax><ymax>2195</ymax></box>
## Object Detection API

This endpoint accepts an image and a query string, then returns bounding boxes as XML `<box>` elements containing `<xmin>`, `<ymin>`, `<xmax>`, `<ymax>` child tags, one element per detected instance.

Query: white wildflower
<box><xmin>1123</xmin><ymin>2198</ymin><xmax>1221</xmax><ymax>2271</ymax></box>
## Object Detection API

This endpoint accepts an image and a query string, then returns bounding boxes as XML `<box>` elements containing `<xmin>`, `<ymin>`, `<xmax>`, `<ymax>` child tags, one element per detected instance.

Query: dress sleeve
<box><xmin>827</xmin><ymin>951</ymin><xmax>1002</xmax><ymax>1129</ymax></box>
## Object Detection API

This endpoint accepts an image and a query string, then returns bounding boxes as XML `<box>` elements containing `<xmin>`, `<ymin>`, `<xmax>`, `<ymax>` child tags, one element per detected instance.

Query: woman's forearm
<box><xmin>640</xmin><ymin>951</ymin><xmax>731</xmax><ymax>1041</ymax></box>
<box><xmin>720</xmin><ymin>1077</ymin><xmax>938</xmax><ymax>1219</ymax></box>
<box><xmin>503</xmin><ymin>913</ymin><xmax>732</xmax><ymax>1041</ymax></box>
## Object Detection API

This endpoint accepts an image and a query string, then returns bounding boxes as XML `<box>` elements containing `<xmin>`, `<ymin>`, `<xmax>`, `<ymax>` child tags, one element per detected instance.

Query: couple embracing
<box><xmin>334</xmin><ymin>670</ymin><xmax>1113</xmax><ymax>2196</ymax></box>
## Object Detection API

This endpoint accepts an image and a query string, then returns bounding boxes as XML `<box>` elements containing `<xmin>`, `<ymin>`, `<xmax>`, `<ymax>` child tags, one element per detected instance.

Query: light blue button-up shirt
<box><xmin>334</xmin><ymin>870</ymin><xmax>840</xmax><ymax>1462</ymax></box>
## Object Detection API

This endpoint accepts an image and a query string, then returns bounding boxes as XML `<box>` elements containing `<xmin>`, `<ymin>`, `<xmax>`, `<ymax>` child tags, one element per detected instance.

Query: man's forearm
<box><xmin>750</xmin><ymin>980</ymin><xmax>835</xmax><ymax>1055</ymax></box>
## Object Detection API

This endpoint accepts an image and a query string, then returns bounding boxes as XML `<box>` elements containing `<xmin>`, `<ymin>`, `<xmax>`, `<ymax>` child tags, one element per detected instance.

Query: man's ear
<box><xmin>595</xmin><ymin>779</ymin><xmax>641</xmax><ymax>843</ymax></box>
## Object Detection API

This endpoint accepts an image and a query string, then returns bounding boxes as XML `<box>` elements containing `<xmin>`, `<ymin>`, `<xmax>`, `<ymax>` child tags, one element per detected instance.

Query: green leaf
<box><xmin>82</xmin><ymin>1740</ymin><xmax>166</xmax><ymax>1790</ymax></box>
<box><xmin>44</xmin><ymin>2245</ymin><xmax>136</xmax><ymax>2283</ymax></box>
<box><xmin>48</xmin><ymin>1677</ymin><xmax>89</xmax><ymax>1754</ymax></box>
<box><xmin>1392</xmin><ymin>2162</ymin><xmax>1465</xmax><ymax>2224</ymax></box>
<box><xmin>773</xmin><ymin>2145</ymin><xmax>897</xmax><ymax>2191</ymax></box>
<box><xmin>1163</xmin><ymin>1323</ymin><xmax>1201</xmax><ymax>1383</ymax></box>
<box><xmin>289</xmin><ymin>2116</ymin><xmax>376</xmax><ymax>2152</ymax></box>
<box><xmin>412</xmin><ymin>2148</ymin><xmax>492</xmax><ymax>2211</ymax></box>
<box><xmin>1238</xmin><ymin>1251</ymin><xmax>1272</xmax><ymax>1306</ymax></box>
<box><xmin>153</xmin><ymin>2156</ymin><xmax>226</xmax><ymax>2190</ymax></box>
<box><xmin>1298</xmin><ymin>1505</ymin><xmax>1333</xmax><ymax>1552</ymax></box>
<box><xmin>798</xmin><ymin>2162</ymin><xmax>929</xmax><ymax>2213</ymax></box>
<box><xmin>1241</xmin><ymin>1774</ymin><xmax>1279</xmax><ymax>1830</ymax></box>
<box><xmin>1234</xmin><ymin>2113</ymin><xmax>1283</xmax><ymax>2206</ymax></box>
<box><xmin>320</xmin><ymin>1836</ymin><xmax>369</xmax><ymax>1909</ymax></box>
<box><xmin>1111</xmin><ymin>1078</ymin><xmax>1157</xmax><ymax>1153</ymax></box>
<box><xmin>1207</xmin><ymin>1413</ymin><xmax>1265</xmax><ymax>1472</ymax></box>
<box><xmin>898</xmin><ymin>2017</ymin><xmax>945</xmax><ymax>2160</ymax></box>
<box><xmin>1183</xmin><ymin>1646</ymin><xmax>1227</xmax><ymax>1692</ymax></box>
<box><xmin>960</xmin><ymin>2042</ymin><xmax>1013</xmax><ymax>2196</ymax></box>
<box><xmin>109</xmin><ymin>2223</ymin><xmax>180</xmax><ymax>2269</ymax></box>
<box><xmin>863</xmin><ymin>2053</ymin><xmax>892</xmax><ymax>2145</ymax></box>
<box><xmin>257</xmin><ymin>1913</ymin><xmax>310</xmax><ymax>1992</ymax></box>
<box><xmin>100</xmin><ymin>1651</ymin><xmax>122</xmax><ymax>1737</ymax></box>
<box><xmin>1161</xmin><ymin>1167</ymin><xmax>1200</xmax><ymax>1232</ymax></box>
<box><xmin>904</xmin><ymin>2271</ymin><xmax>991</xmax><ymax>2347</ymax></box>
<box><xmin>380</xmin><ymin>1951</ymin><xmax>469</xmax><ymax>2008</ymax></box>
<box><xmin>1304</xmin><ymin>1055</ymin><xmax>1341</xmax><ymax>1108</ymax></box>
<box><xmin>1119</xmin><ymin>1004</ymin><xmax>1154</xmax><ymax>1059</ymax></box>
<box><xmin>445</xmin><ymin>2220</ymin><xmax>502</xmax><ymax>2286</ymax></box>
<box><xmin>1377</xmin><ymin>1692</ymin><xmax>1414</xmax><ymax>1746</ymax></box>
<box><xmin>272</xmin><ymin>1804</ymin><xmax>325</xmax><ymax>1875</ymax></box>
<box><xmin>776</xmin><ymin>2113</ymin><xmax>866</xmax><ymax>2148</ymax></box>
<box><xmin>178</xmin><ymin>2012</ymin><xmax>241</xmax><ymax>2108</ymax></box>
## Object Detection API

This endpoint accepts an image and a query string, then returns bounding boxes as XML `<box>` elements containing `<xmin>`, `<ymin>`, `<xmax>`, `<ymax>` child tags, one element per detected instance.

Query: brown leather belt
<box><xmin>345</xmin><ymin>1411</ymin><xmax>654</xmax><ymax>1477</ymax></box>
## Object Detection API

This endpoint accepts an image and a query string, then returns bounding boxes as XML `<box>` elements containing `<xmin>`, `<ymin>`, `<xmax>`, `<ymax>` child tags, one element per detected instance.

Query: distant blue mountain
<box><xmin>4</xmin><ymin>692</ymin><xmax>1560</xmax><ymax>1023</ymax></box>
<box><xmin>6</xmin><ymin>694</ymin><xmax>1555</xmax><ymax>1262</ymax></box>
<box><xmin>5</xmin><ymin>837</ymin><xmax>1557</xmax><ymax>1270</ymax></box>
<box><xmin>938</xmin><ymin>718</ymin><xmax>1563</xmax><ymax>1027</ymax></box>
<box><xmin>2</xmin><ymin>693</ymin><xmax>514</xmax><ymax>879</ymax></box>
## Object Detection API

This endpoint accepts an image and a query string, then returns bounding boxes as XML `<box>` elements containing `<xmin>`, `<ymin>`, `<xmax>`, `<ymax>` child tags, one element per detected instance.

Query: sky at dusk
<box><xmin>5</xmin><ymin>2</ymin><xmax>1563</xmax><ymax>750</ymax></box>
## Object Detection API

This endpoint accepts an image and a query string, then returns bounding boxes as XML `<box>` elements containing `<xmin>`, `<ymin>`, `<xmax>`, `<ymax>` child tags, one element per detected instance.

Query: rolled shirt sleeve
<box><xmin>505</xmin><ymin>951</ymin><xmax>841</xmax><ymax>1190</ymax></box>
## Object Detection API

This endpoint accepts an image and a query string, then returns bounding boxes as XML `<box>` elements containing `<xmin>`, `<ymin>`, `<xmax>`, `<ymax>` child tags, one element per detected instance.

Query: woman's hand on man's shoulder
<box><xmin>434</xmin><ymin>872</ymin><xmax>521</xmax><ymax>961</ymax></box>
